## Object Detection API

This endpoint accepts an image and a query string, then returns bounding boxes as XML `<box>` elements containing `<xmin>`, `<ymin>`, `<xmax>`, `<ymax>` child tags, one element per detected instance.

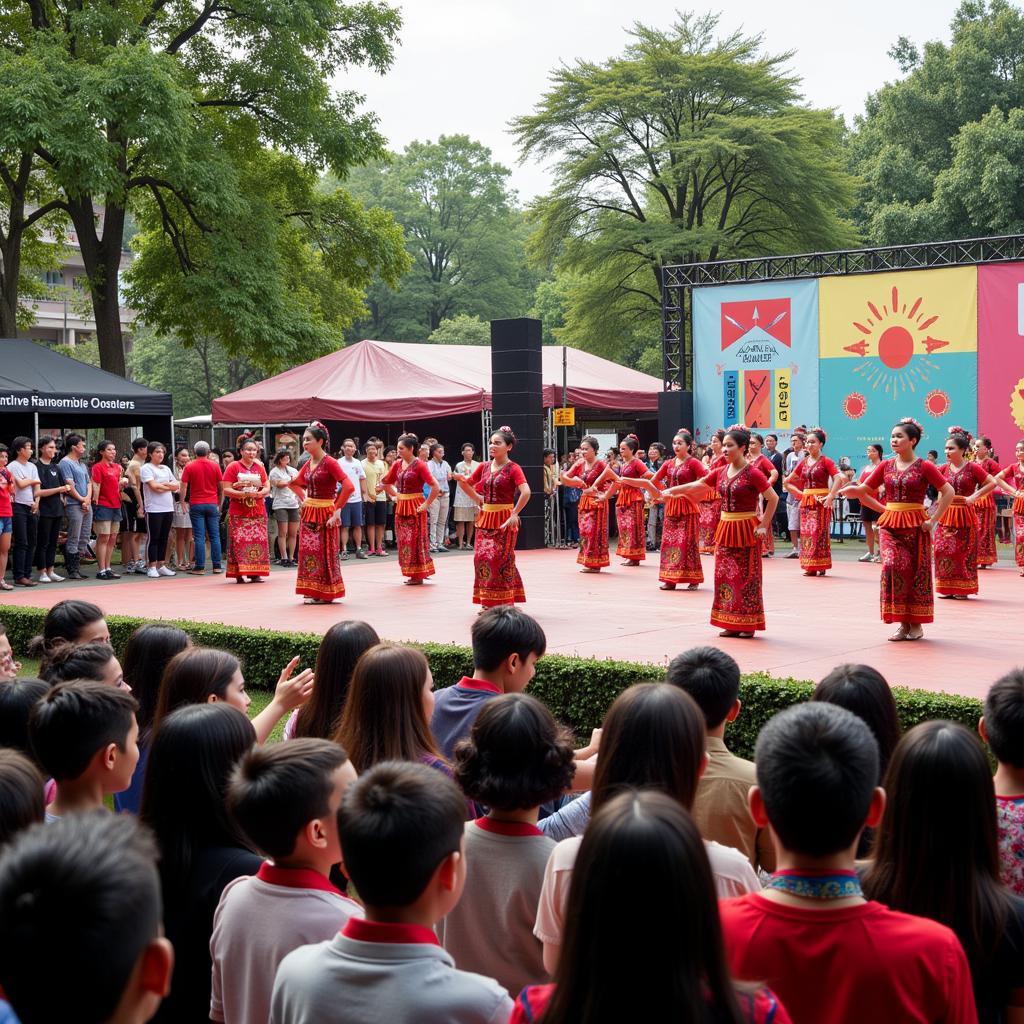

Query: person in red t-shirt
<box><xmin>180</xmin><ymin>441</ymin><xmax>224</xmax><ymax>574</ymax></box>
<box><xmin>719</xmin><ymin>702</ymin><xmax>977</xmax><ymax>1024</ymax></box>
<box><xmin>0</xmin><ymin>444</ymin><xmax>14</xmax><ymax>590</ymax></box>
<box><xmin>90</xmin><ymin>440</ymin><xmax>126</xmax><ymax>580</ymax></box>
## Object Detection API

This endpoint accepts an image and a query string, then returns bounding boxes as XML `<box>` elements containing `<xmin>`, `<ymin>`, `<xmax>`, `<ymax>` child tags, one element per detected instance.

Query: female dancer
<box><xmin>697</xmin><ymin>429</ymin><xmax>727</xmax><ymax>553</ymax></box>
<box><xmin>289</xmin><ymin>422</ymin><xmax>353</xmax><ymax>604</ymax></box>
<box><xmin>560</xmin><ymin>436</ymin><xmax>613</xmax><ymax>573</ymax></box>
<box><xmin>973</xmin><ymin>436</ymin><xmax>1001</xmax><ymax>568</ymax></box>
<box><xmin>662</xmin><ymin>426</ymin><xmax>777</xmax><ymax>637</ymax></box>
<box><xmin>220</xmin><ymin>438</ymin><xmax>270</xmax><ymax>584</ymax></box>
<box><xmin>841</xmin><ymin>418</ymin><xmax>954</xmax><ymax>641</ymax></box>
<box><xmin>380</xmin><ymin>433</ymin><xmax>438</xmax><ymax>585</ymax></box>
<box><xmin>994</xmin><ymin>439</ymin><xmax>1024</xmax><ymax>575</ymax></box>
<box><xmin>935</xmin><ymin>428</ymin><xmax>1000</xmax><ymax>599</ymax></box>
<box><xmin>858</xmin><ymin>443</ymin><xmax>884</xmax><ymax>562</ymax></box>
<box><xmin>747</xmin><ymin>432</ymin><xmax>779</xmax><ymax>557</ymax></box>
<box><xmin>601</xmin><ymin>435</ymin><xmax>652</xmax><ymax>566</ymax></box>
<box><xmin>455</xmin><ymin>426</ymin><xmax>530</xmax><ymax>607</ymax></box>
<box><xmin>783</xmin><ymin>427</ymin><xmax>843</xmax><ymax>577</ymax></box>
<box><xmin>637</xmin><ymin>429</ymin><xmax>705</xmax><ymax>590</ymax></box>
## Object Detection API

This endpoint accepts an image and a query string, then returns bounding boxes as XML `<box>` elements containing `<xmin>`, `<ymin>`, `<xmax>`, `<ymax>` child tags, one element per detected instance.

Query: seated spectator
<box><xmin>0</xmin><ymin>815</ymin><xmax>173</xmax><ymax>1024</ymax></box>
<box><xmin>535</xmin><ymin>683</ymin><xmax>759</xmax><ymax>973</ymax></box>
<box><xmin>141</xmin><ymin>704</ymin><xmax>261</xmax><ymax>1024</ymax></box>
<box><xmin>284</xmin><ymin>620</ymin><xmax>379</xmax><ymax>740</ymax></box>
<box><xmin>38</xmin><ymin>639</ymin><xmax>127</xmax><ymax>690</ymax></box>
<box><xmin>270</xmin><ymin>761</ymin><xmax>513</xmax><ymax>1024</ymax></box>
<box><xmin>0</xmin><ymin>621</ymin><xmax>19</xmax><ymax>680</ymax></box>
<box><xmin>26</xmin><ymin>598</ymin><xmax>109</xmax><ymax>655</ymax></box>
<box><xmin>442</xmin><ymin>694</ymin><xmax>575</xmax><ymax>994</ymax></box>
<box><xmin>981</xmin><ymin>668</ymin><xmax>1024</xmax><ymax>897</ymax></box>
<box><xmin>863</xmin><ymin>721</ymin><xmax>1024</xmax><ymax>1024</ymax></box>
<box><xmin>152</xmin><ymin>647</ymin><xmax>312</xmax><ymax>744</ymax></box>
<box><xmin>210</xmin><ymin>739</ymin><xmax>362</xmax><ymax>1024</ymax></box>
<box><xmin>0</xmin><ymin>749</ymin><xmax>44</xmax><ymax>846</ymax></box>
<box><xmin>719</xmin><ymin>702</ymin><xmax>977</xmax><ymax>1024</ymax></box>
<box><xmin>512</xmin><ymin>792</ymin><xmax>789</xmax><ymax>1024</ymax></box>
<box><xmin>28</xmin><ymin>680</ymin><xmax>139</xmax><ymax>821</ymax></box>
<box><xmin>666</xmin><ymin>646</ymin><xmax>773</xmax><ymax>872</ymax></box>
<box><xmin>0</xmin><ymin>678</ymin><xmax>50</xmax><ymax>759</ymax></box>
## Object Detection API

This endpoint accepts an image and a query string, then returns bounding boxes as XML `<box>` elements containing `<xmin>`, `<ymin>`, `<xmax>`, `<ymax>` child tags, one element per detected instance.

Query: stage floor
<box><xmin>4</xmin><ymin>545</ymin><xmax>1020</xmax><ymax>699</ymax></box>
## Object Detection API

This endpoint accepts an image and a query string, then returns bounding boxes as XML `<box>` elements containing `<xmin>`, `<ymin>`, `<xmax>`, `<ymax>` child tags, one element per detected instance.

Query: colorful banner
<box><xmin>978</xmin><ymin>264</ymin><xmax>1024</xmax><ymax>464</ymax></box>
<box><xmin>818</xmin><ymin>267</ymin><xmax>978</xmax><ymax>459</ymax></box>
<box><xmin>693</xmin><ymin>280</ymin><xmax>819</xmax><ymax>441</ymax></box>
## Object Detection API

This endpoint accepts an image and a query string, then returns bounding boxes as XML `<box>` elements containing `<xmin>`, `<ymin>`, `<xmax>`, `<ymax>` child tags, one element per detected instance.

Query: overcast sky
<box><xmin>340</xmin><ymin>0</ymin><xmax>963</xmax><ymax>201</ymax></box>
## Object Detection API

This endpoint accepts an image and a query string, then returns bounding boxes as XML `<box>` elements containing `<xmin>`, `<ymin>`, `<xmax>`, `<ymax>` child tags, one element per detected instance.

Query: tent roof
<box><xmin>211</xmin><ymin>339</ymin><xmax>661</xmax><ymax>423</ymax></box>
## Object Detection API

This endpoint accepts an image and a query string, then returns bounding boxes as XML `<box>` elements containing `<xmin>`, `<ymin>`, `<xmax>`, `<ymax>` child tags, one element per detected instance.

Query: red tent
<box><xmin>211</xmin><ymin>340</ymin><xmax>661</xmax><ymax>423</ymax></box>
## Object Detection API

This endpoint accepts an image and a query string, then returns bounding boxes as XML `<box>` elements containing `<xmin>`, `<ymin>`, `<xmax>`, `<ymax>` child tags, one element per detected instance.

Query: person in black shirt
<box><xmin>764</xmin><ymin>434</ymin><xmax>786</xmax><ymax>540</ymax></box>
<box><xmin>33</xmin><ymin>436</ymin><xmax>71</xmax><ymax>583</ymax></box>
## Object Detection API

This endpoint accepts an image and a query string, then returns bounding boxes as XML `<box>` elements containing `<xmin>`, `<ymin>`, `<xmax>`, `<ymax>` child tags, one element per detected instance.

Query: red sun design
<box><xmin>845</xmin><ymin>285</ymin><xmax>952</xmax><ymax>397</ymax></box>
<box><xmin>924</xmin><ymin>390</ymin><xmax>950</xmax><ymax>418</ymax></box>
<box><xmin>843</xmin><ymin>392</ymin><xmax>867</xmax><ymax>420</ymax></box>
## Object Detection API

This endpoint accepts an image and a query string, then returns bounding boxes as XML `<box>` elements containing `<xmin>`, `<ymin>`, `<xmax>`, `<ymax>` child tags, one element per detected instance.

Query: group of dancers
<box><xmin>561</xmin><ymin>421</ymin><xmax>1024</xmax><ymax>643</ymax></box>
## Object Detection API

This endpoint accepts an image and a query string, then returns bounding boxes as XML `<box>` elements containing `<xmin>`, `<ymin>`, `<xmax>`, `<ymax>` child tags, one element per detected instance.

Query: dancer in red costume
<box><xmin>783</xmin><ymin>427</ymin><xmax>843</xmax><ymax>577</ymax></box>
<box><xmin>935</xmin><ymin>427</ymin><xmax>1000</xmax><ymax>600</ymax></box>
<box><xmin>747</xmin><ymin>433</ymin><xmax>779</xmax><ymax>558</ymax></box>
<box><xmin>662</xmin><ymin>426</ymin><xmax>777</xmax><ymax>638</ymax></box>
<box><xmin>221</xmin><ymin>439</ymin><xmax>271</xmax><ymax>584</ymax></box>
<box><xmin>601</xmin><ymin>435</ymin><xmax>653</xmax><ymax>566</ymax></box>
<box><xmin>841</xmin><ymin>418</ymin><xmax>954</xmax><ymax>641</ymax></box>
<box><xmin>973</xmin><ymin>436</ymin><xmax>1001</xmax><ymax>567</ymax></box>
<box><xmin>289</xmin><ymin>422</ymin><xmax>355</xmax><ymax>604</ymax></box>
<box><xmin>455</xmin><ymin>426</ymin><xmax>530</xmax><ymax>607</ymax></box>
<box><xmin>560</xmin><ymin>436</ymin><xmax>614</xmax><ymax>572</ymax></box>
<box><xmin>994</xmin><ymin>439</ymin><xmax>1024</xmax><ymax>575</ymax></box>
<box><xmin>380</xmin><ymin>433</ymin><xmax>439</xmax><ymax>586</ymax></box>
<box><xmin>697</xmin><ymin>430</ymin><xmax>727</xmax><ymax>554</ymax></box>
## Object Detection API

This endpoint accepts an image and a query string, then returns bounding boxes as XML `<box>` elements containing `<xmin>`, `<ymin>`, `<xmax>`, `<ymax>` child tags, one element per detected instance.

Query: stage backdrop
<box><xmin>819</xmin><ymin>266</ymin><xmax>978</xmax><ymax>458</ymax></box>
<box><xmin>978</xmin><ymin>263</ymin><xmax>1024</xmax><ymax>463</ymax></box>
<box><xmin>693</xmin><ymin>280</ymin><xmax>819</xmax><ymax>442</ymax></box>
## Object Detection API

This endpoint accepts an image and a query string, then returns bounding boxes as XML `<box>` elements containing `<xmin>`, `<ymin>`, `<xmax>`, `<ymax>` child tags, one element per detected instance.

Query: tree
<box><xmin>0</xmin><ymin>0</ymin><xmax>404</xmax><ymax>375</ymax></box>
<box><xmin>427</xmin><ymin>314</ymin><xmax>490</xmax><ymax>346</ymax></box>
<box><xmin>345</xmin><ymin>136</ymin><xmax>538</xmax><ymax>339</ymax></box>
<box><xmin>849</xmin><ymin>0</ymin><xmax>1024</xmax><ymax>243</ymax></box>
<box><xmin>511</xmin><ymin>13</ymin><xmax>858</xmax><ymax>362</ymax></box>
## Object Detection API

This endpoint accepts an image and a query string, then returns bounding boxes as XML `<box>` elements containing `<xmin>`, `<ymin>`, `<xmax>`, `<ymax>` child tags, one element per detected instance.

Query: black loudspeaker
<box><xmin>490</xmin><ymin>318</ymin><xmax>544</xmax><ymax>550</ymax></box>
<box><xmin>658</xmin><ymin>390</ymin><xmax>695</xmax><ymax>445</ymax></box>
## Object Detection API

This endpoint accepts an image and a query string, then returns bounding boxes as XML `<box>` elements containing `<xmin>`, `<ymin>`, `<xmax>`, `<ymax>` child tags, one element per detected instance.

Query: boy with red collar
<box><xmin>719</xmin><ymin>703</ymin><xmax>977</xmax><ymax>1024</ymax></box>
<box><xmin>210</xmin><ymin>740</ymin><xmax>361</xmax><ymax>1024</ymax></box>
<box><xmin>270</xmin><ymin>762</ymin><xmax>512</xmax><ymax>1024</ymax></box>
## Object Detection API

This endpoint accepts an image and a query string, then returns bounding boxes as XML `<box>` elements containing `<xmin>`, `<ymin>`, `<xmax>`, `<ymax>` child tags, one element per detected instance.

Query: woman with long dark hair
<box><xmin>38</xmin><ymin>640</ymin><xmax>126</xmax><ymax>690</ymax></box>
<box><xmin>783</xmin><ymin>427</ymin><xmax>843</xmax><ymax>576</ymax></box>
<box><xmin>973</xmin><ymin>436</ymin><xmax>1001</xmax><ymax>568</ymax></box>
<box><xmin>599</xmin><ymin>435</ymin><xmax>652</xmax><ymax>566</ymax></box>
<box><xmin>698</xmin><ymin>429</ymin><xmax>727</xmax><ymax>554</ymax></box>
<box><xmin>862</xmin><ymin>721</ymin><xmax>1024</xmax><ymax>1024</ymax></box>
<box><xmin>379</xmin><ymin>432</ymin><xmax>438</xmax><ymax>586</ymax></box>
<box><xmin>559</xmin><ymin>436</ymin><xmax>613</xmax><ymax>572</ymax></box>
<box><xmin>995</xmin><ymin>438</ymin><xmax>1024</xmax><ymax>575</ymax></box>
<box><xmin>284</xmin><ymin>620</ymin><xmax>379</xmax><ymax>739</ymax></box>
<box><xmin>747</xmin><ymin>433</ymin><xmax>779</xmax><ymax>558</ymax></box>
<box><xmin>858</xmin><ymin>443</ymin><xmax>885</xmax><ymax>562</ymax></box>
<box><xmin>27</xmin><ymin>599</ymin><xmax>109</xmax><ymax>655</ymax></box>
<box><xmin>140</xmin><ymin>442</ymin><xmax>180</xmax><ymax>579</ymax></box>
<box><xmin>514</xmin><ymin>791</ymin><xmax>787</xmax><ymax>1024</ymax></box>
<box><xmin>140</xmin><ymin>703</ymin><xmax>260</xmax><ymax>1024</ymax></box>
<box><xmin>842</xmin><ymin>418</ymin><xmax>954</xmax><ymax>641</ymax></box>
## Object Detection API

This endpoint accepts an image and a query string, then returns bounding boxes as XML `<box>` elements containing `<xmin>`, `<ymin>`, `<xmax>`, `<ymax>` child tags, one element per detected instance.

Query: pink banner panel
<box><xmin>978</xmin><ymin>264</ymin><xmax>1024</xmax><ymax>462</ymax></box>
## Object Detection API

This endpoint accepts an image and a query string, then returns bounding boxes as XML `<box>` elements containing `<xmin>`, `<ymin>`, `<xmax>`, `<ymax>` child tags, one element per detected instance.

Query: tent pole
<box><xmin>33</xmin><ymin>410</ymin><xmax>39</xmax><ymax>444</ymax></box>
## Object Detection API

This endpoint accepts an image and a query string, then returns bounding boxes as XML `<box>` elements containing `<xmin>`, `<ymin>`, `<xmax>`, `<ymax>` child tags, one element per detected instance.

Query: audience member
<box><xmin>0</xmin><ymin>444</ymin><xmax>14</xmax><ymax>590</ymax></box>
<box><xmin>58</xmin><ymin>433</ymin><xmax>93</xmax><ymax>580</ymax></box>
<box><xmin>0</xmin><ymin>749</ymin><xmax>44</xmax><ymax>847</ymax></box>
<box><xmin>9</xmin><ymin>437</ymin><xmax>40</xmax><ymax>588</ymax></box>
<box><xmin>181</xmin><ymin>440</ymin><xmax>224</xmax><ymax>574</ymax></box>
<box><xmin>0</xmin><ymin>678</ymin><xmax>50</xmax><ymax>760</ymax></box>
<box><xmin>270</xmin><ymin>761</ymin><xmax>513</xmax><ymax>1024</ymax></box>
<box><xmin>360</xmin><ymin>441</ymin><xmax>389</xmax><ymax>557</ymax></box>
<box><xmin>0</xmin><ymin>621</ymin><xmax>19</xmax><ymax>680</ymax></box>
<box><xmin>31</xmin><ymin>435</ymin><xmax>69</xmax><ymax>583</ymax></box>
<box><xmin>427</xmin><ymin>442</ymin><xmax>453</xmax><ymax>552</ymax></box>
<box><xmin>38</xmin><ymin>640</ymin><xmax>126</xmax><ymax>690</ymax></box>
<box><xmin>443</xmin><ymin>693</ymin><xmax>575</xmax><ymax>994</ymax></box>
<box><xmin>0</xmin><ymin>814</ymin><xmax>173</xmax><ymax>1024</ymax></box>
<box><xmin>719</xmin><ymin>702</ymin><xmax>977</xmax><ymax>1024</ymax></box>
<box><xmin>26</xmin><ymin>598</ymin><xmax>109</xmax><ymax>653</ymax></box>
<box><xmin>666</xmin><ymin>645</ymin><xmax>774</xmax><ymax>872</ymax></box>
<box><xmin>210</xmin><ymin>740</ymin><xmax>362</xmax><ymax>1024</ymax></box>
<box><xmin>337</xmin><ymin>438</ymin><xmax>368</xmax><ymax>559</ymax></box>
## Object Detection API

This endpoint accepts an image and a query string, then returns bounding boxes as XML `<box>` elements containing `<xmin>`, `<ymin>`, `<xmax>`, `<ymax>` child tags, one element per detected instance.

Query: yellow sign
<box><xmin>774</xmin><ymin>369</ymin><xmax>791</xmax><ymax>429</ymax></box>
<box><xmin>553</xmin><ymin>407</ymin><xmax>575</xmax><ymax>427</ymax></box>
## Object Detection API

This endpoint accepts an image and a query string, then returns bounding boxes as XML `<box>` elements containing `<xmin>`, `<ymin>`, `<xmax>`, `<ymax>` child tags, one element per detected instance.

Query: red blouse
<box><xmin>792</xmin><ymin>456</ymin><xmax>838</xmax><ymax>490</ymax></box>
<box><xmin>294</xmin><ymin>455</ymin><xmax>353</xmax><ymax>505</ymax></box>
<box><xmin>0</xmin><ymin>467</ymin><xmax>12</xmax><ymax>517</ymax></box>
<box><xmin>569</xmin><ymin>458</ymin><xmax>610</xmax><ymax>490</ymax></box>
<box><xmin>940</xmin><ymin>460</ymin><xmax>988</xmax><ymax>497</ymax></box>
<box><xmin>616</xmin><ymin>456</ymin><xmax>649</xmax><ymax>504</ymax></box>
<box><xmin>654</xmin><ymin>456</ymin><xmax>706</xmax><ymax>489</ymax></box>
<box><xmin>222</xmin><ymin>459</ymin><xmax>268</xmax><ymax>518</ymax></box>
<box><xmin>382</xmin><ymin>458</ymin><xmax>433</xmax><ymax>514</ymax></box>
<box><xmin>863</xmin><ymin>458</ymin><xmax>947</xmax><ymax>504</ymax></box>
<box><xmin>468</xmin><ymin>460</ymin><xmax>526</xmax><ymax>504</ymax></box>
<box><xmin>1011</xmin><ymin>463</ymin><xmax>1024</xmax><ymax>490</ymax></box>
<box><xmin>979</xmin><ymin>456</ymin><xmax>1000</xmax><ymax>477</ymax></box>
<box><xmin>704</xmin><ymin>463</ymin><xmax>771</xmax><ymax>514</ymax></box>
<box><xmin>749</xmin><ymin>454</ymin><xmax>777</xmax><ymax>481</ymax></box>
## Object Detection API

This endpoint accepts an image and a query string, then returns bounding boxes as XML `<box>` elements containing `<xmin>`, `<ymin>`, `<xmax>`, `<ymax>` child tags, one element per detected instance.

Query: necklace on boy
<box><xmin>765</xmin><ymin>870</ymin><xmax>863</xmax><ymax>900</ymax></box>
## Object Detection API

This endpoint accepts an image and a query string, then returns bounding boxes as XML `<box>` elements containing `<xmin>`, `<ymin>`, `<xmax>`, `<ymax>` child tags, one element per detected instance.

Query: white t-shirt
<box><xmin>269</xmin><ymin>466</ymin><xmax>300</xmax><ymax>509</ymax></box>
<box><xmin>139</xmin><ymin>463</ymin><xmax>176</xmax><ymax>513</ymax></box>
<box><xmin>453</xmin><ymin>460</ymin><xmax>480</xmax><ymax>508</ymax></box>
<box><xmin>9</xmin><ymin>460</ymin><xmax>40</xmax><ymax>506</ymax></box>
<box><xmin>337</xmin><ymin>456</ymin><xmax>366</xmax><ymax>504</ymax></box>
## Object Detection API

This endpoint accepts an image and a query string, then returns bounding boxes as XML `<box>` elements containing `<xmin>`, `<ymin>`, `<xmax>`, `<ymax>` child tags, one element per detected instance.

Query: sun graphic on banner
<box><xmin>844</xmin><ymin>285</ymin><xmax>951</xmax><ymax>398</ymax></box>
<box><xmin>1012</xmin><ymin>377</ymin><xmax>1024</xmax><ymax>432</ymax></box>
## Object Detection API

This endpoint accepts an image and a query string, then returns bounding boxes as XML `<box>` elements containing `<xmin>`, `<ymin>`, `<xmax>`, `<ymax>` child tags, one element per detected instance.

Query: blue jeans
<box><xmin>189</xmin><ymin>504</ymin><xmax>222</xmax><ymax>569</ymax></box>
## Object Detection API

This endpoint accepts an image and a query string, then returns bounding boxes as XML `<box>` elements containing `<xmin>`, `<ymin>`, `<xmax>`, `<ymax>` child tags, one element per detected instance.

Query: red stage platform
<box><xmin>4</xmin><ymin>548</ymin><xmax>1020</xmax><ymax>699</ymax></box>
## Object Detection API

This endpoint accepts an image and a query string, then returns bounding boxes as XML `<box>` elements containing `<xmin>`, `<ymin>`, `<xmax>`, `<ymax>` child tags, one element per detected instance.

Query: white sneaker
<box><xmin>37</xmin><ymin>573</ymin><xmax>51</xmax><ymax>583</ymax></box>
<box><xmin>146</xmin><ymin>568</ymin><xmax>160</xmax><ymax>578</ymax></box>
<box><xmin>48</xmin><ymin>571</ymin><xmax>65</xmax><ymax>582</ymax></box>
<box><xmin>158</xmin><ymin>566</ymin><xmax>176</xmax><ymax>577</ymax></box>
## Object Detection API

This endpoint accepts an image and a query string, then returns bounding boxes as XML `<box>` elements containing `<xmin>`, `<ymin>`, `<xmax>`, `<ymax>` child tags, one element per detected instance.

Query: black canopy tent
<box><xmin>0</xmin><ymin>339</ymin><xmax>173</xmax><ymax>444</ymax></box>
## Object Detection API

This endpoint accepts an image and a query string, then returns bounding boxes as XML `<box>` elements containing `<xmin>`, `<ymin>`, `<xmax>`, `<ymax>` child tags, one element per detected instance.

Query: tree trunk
<box><xmin>0</xmin><ymin>157</ymin><xmax>29</xmax><ymax>339</ymax></box>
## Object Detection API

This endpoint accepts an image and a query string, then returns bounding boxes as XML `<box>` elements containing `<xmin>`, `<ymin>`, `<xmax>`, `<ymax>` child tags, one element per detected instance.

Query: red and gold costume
<box><xmin>975</xmin><ymin>456</ymin><xmax>1001</xmax><ymax>565</ymax></box>
<box><xmin>381</xmin><ymin>458</ymin><xmax>436</xmax><ymax>581</ymax></box>
<box><xmin>933</xmin><ymin>461</ymin><xmax>988</xmax><ymax>596</ymax></box>
<box><xmin>863</xmin><ymin>458</ymin><xmax>947</xmax><ymax>624</ymax></box>
<box><xmin>467</xmin><ymin>460</ymin><xmax>527</xmax><ymax>607</ymax></box>
<box><xmin>293</xmin><ymin>455</ymin><xmax>354</xmax><ymax>601</ymax></box>
<box><xmin>1007</xmin><ymin>463</ymin><xmax>1024</xmax><ymax>569</ymax></box>
<box><xmin>571</xmin><ymin>458</ymin><xmax>611</xmax><ymax>569</ymax></box>
<box><xmin>698</xmin><ymin>454</ymin><xmax>727</xmax><ymax>554</ymax></box>
<box><xmin>791</xmin><ymin>456</ymin><xmax>839</xmax><ymax>572</ymax></box>
<box><xmin>614</xmin><ymin>456</ymin><xmax>650</xmax><ymax>560</ymax></box>
<box><xmin>704</xmin><ymin>463</ymin><xmax>771</xmax><ymax>632</ymax></box>
<box><xmin>653</xmin><ymin>456</ymin><xmax>706</xmax><ymax>586</ymax></box>
<box><xmin>222</xmin><ymin>460</ymin><xmax>270</xmax><ymax>579</ymax></box>
<box><xmin>749</xmin><ymin>453</ymin><xmax>777</xmax><ymax>556</ymax></box>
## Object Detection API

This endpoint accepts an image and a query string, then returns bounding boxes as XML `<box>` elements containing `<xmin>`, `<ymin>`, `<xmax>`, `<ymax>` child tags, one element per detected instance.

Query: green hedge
<box><xmin>0</xmin><ymin>605</ymin><xmax>984</xmax><ymax>761</ymax></box>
